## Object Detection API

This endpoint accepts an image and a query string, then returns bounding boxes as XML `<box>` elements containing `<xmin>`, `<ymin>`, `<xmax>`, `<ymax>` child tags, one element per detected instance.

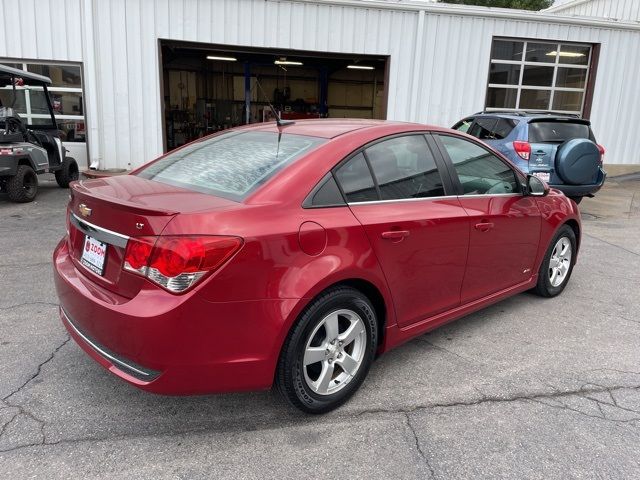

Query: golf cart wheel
<box><xmin>7</xmin><ymin>165</ymin><xmax>38</xmax><ymax>203</ymax></box>
<box><xmin>55</xmin><ymin>156</ymin><xmax>79</xmax><ymax>188</ymax></box>
<box><xmin>276</xmin><ymin>286</ymin><xmax>377</xmax><ymax>414</ymax></box>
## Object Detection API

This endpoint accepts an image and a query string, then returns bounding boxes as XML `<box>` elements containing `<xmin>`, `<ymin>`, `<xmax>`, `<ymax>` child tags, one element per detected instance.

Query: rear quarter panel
<box><xmin>533</xmin><ymin>189</ymin><xmax>581</xmax><ymax>271</ymax></box>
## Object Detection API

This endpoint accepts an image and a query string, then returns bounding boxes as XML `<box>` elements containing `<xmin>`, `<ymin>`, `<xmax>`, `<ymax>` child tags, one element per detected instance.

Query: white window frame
<box><xmin>485</xmin><ymin>39</ymin><xmax>592</xmax><ymax>115</ymax></box>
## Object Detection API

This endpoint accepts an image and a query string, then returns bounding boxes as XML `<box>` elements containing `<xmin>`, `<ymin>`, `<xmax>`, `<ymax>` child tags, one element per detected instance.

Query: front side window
<box><xmin>137</xmin><ymin>131</ymin><xmax>324</xmax><ymax>201</ymax></box>
<box><xmin>486</xmin><ymin>38</ymin><xmax>592</xmax><ymax>115</ymax></box>
<box><xmin>453</xmin><ymin>118</ymin><xmax>473</xmax><ymax>133</ymax></box>
<box><xmin>365</xmin><ymin>135</ymin><xmax>444</xmax><ymax>200</ymax></box>
<box><xmin>438</xmin><ymin>135</ymin><xmax>519</xmax><ymax>195</ymax></box>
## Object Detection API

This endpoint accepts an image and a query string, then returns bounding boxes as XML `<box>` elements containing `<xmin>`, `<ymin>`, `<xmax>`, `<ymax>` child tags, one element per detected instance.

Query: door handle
<box><xmin>474</xmin><ymin>222</ymin><xmax>494</xmax><ymax>232</ymax></box>
<box><xmin>381</xmin><ymin>230</ymin><xmax>410</xmax><ymax>241</ymax></box>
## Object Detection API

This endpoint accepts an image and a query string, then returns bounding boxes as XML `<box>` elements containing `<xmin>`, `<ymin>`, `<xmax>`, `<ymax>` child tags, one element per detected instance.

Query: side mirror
<box><xmin>527</xmin><ymin>174</ymin><xmax>549</xmax><ymax>197</ymax></box>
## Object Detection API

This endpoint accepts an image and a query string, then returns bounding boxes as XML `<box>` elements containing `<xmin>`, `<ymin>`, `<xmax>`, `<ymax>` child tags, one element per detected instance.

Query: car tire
<box><xmin>533</xmin><ymin>225</ymin><xmax>577</xmax><ymax>298</ymax></box>
<box><xmin>7</xmin><ymin>165</ymin><xmax>38</xmax><ymax>203</ymax></box>
<box><xmin>55</xmin><ymin>156</ymin><xmax>79</xmax><ymax>188</ymax></box>
<box><xmin>568</xmin><ymin>196</ymin><xmax>583</xmax><ymax>205</ymax></box>
<box><xmin>276</xmin><ymin>286</ymin><xmax>378</xmax><ymax>414</ymax></box>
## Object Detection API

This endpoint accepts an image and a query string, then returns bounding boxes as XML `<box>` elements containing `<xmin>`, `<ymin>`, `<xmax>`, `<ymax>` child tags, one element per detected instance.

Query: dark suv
<box><xmin>453</xmin><ymin>111</ymin><xmax>606</xmax><ymax>203</ymax></box>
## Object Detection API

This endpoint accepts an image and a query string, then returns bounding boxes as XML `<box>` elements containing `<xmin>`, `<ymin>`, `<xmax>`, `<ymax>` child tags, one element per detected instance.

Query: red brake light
<box><xmin>597</xmin><ymin>144</ymin><xmax>605</xmax><ymax>163</ymax></box>
<box><xmin>513</xmin><ymin>141</ymin><xmax>531</xmax><ymax>160</ymax></box>
<box><xmin>124</xmin><ymin>237</ymin><xmax>155</xmax><ymax>273</ymax></box>
<box><xmin>123</xmin><ymin>235</ymin><xmax>243</xmax><ymax>293</ymax></box>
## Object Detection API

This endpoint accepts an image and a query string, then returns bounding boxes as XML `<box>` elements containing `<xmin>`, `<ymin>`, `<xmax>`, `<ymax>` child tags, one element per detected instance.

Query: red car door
<box><xmin>434</xmin><ymin>134</ymin><xmax>541</xmax><ymax>303</ymax></box>
<box><xmin>334</xmin><ymin>134</ymin><xmax>470</xmax><ymax>328</ymax></box>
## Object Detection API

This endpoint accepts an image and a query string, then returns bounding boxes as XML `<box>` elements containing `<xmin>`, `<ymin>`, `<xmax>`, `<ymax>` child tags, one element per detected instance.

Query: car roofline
<box><xmin>473</xmin><ymin>109</ymin><xmax>583</xmax><ymax>119</ymax></box>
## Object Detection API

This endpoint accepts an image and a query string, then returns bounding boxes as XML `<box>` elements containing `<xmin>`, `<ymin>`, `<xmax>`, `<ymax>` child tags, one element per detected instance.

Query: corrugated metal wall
<box><xmin>1</xmin><ymin>0</ymin><xmax>639</xmax><ymax>168</ymax></box>
<box><xmin>549</xmin><ymin>0</ymin><xmax>640</xmax><ymax>22</ymax></box>
<box><xmin>0</xmin><ymin>0</ymin><xmax>83</xmax><ymax>61</ymax></box>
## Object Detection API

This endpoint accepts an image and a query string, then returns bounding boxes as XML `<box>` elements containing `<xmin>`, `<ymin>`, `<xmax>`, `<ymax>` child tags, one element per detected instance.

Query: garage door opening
<box><xmin>160</xmin><ymin>40</ymin><xmax>388</xmax><ymax>150</ymax></box>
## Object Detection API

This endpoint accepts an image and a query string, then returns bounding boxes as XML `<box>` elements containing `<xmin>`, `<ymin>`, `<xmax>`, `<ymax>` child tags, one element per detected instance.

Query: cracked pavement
<box><xmin>1</xmin><ymin>175</ymin><xmax>639</xmax><ymax>479</ymax></box>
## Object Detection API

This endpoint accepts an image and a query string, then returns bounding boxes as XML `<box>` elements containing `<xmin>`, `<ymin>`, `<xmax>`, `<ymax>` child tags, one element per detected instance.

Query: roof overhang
<box><xmin>0</xmin><ymin>64</ymin><xmax>52</xmax><ymax>84</ymax></box>
<box><xmin>288</xmin><ymin>0</ymin><xmax>640</xmax><ymax>32</ymax></box>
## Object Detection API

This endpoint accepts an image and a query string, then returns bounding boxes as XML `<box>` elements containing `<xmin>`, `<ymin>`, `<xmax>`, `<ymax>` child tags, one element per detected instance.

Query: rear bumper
<box><xmin>550</xmin><ymin>168</ymin><xmax>606</xmax><ymax>197</ymax></box>
<box><xmin>53</xmin><ymin>238</ymin><xmax>295</xmax><ymax>395</ymax></box>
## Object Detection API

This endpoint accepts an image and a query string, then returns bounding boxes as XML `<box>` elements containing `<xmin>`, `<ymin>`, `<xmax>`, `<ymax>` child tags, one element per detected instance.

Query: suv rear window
<box><xmin>137</xmin><ymin>131</ymin><xmax>324</xmax><ymax>201</ymax></box>
<box><xmin>528</xmin><ymin>121</ymin><xmax>592</xmax><ymax>143</ymax></box>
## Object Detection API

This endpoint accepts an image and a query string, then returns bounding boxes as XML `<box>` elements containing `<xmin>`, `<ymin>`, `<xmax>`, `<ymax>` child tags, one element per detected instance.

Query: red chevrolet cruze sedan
<box><xmin>53</xmin><ymin>119</ymin><xmax>580</xmax><ymax>413</ymax></box>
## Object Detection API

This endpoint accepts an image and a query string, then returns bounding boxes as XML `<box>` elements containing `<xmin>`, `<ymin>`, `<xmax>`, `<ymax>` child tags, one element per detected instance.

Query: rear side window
<box><xmin>334</xmin><ymin>153</ymin><xmax>378</xmax><ymax>203</ymax></box>
<box><xmin>136</xmin><ymin>131</ymin><xmax>324</xmax><ymax>201</ymax></box>
<box><xmin>438</xmin><ymin>135</ymin><xmax>519</xmax><ymax>195</ymax></box>
<box><xmin>469</xmin><ymin>117</ymin><xmax>516</xmax><ymax>140</ymax></box>
<box><xmin>469</xmin><ymin>117</ymin><xmax>498</xmax><ymax>139</ymax></box>
<box><xmin>493</xmin><ymin>118</ymin><xmax>517</xmax><ymax>139</ymax></box>
<box><xmin>304</xmin><ymin>173</ymin><xmax>346</xmax><ymax>208</ymax></box>
<box><xmin>528</xmin><ymin>121</ymin><xmax>592</xmax><ymax>143</ymax></box>
<box><xmin>365</xmin><ymin>135</ymin><xmax>444</xmax><ymax>200</ymax></box>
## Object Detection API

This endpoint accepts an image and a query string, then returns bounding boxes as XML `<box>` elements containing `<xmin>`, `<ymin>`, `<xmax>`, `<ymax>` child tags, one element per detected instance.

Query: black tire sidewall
<box><xmin>278</xmin><ymin>287</ymin><xmax>377</xmax><ymax>414</ymax></box>
<box><xmin>537</xmin><ymin>225</ymin><xmax>577</xmax><ymax>297</ymax></box>
<box><xmin>7</xmin><ymin>165</ymin><xmax>38</xmax><ymax>202</ymax></box>
<box><xmin>55</xmin><ymin>157</ymin><xmax>79</xmax><ymax>188</ymax></box>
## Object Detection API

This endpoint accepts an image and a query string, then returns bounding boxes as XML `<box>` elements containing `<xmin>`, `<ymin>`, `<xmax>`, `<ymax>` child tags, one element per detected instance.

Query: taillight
<box><xmin>597</xmin><ymin>144</ymin><xmax>605</xmax><ymax>163</ymax></box>
<box><xmin>513</xmin><ymin>141</ymin><xmax>531</xmax><ymax>161</ymax></box>
<box><xmin>123</xmin><ymin>236</ymin><xmax>243</xmax><ymax>293</ymax></box>
<box><xmin>124</xmin><ymin>237</ymin><xmax>155</xmax><ymax>274</ymax></box>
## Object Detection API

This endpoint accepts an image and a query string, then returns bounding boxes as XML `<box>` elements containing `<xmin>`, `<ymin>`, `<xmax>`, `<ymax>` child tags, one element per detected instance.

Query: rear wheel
<box><xmin>7</xmin><ymin>165</ymin><xmax>38</xmax><ymax>203</ymax></box>
<box><xmin>55</xmin><ymin>156</ymin><xmax>79</xmax><ymax>188</ymax></box>
<box><xmin>533</xmin><ymin>225</ymin><xmax>576</xmax><ymax>297</ymax></box>
<box><xmin>276</xmin><ymin>286</ymin><xmax>377</xmax><ymax>414</ymax></box>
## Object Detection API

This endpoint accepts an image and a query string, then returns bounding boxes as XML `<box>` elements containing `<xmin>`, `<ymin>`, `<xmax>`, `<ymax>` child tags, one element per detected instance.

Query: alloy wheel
<box><xmin>302</xmin><ymin>309</ymin><xmax>366</xmax><ymax>396</ymax></box>
<box><xmin>549</xmin><ymin>237</ymin><xmax>572</xmax><ymax>287</ymax></box>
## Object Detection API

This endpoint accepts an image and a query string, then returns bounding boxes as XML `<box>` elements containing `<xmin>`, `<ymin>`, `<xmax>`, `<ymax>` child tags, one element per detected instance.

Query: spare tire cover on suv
<box><xmin>555</xmin><ymin>138</ymin><xmax>600</xmax><ymax>185</ymax></box>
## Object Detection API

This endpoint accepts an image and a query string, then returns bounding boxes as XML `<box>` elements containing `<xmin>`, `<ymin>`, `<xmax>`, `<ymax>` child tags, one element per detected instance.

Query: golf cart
<box><xmin>0</xmin><ymin>64</ymin><xmax>79</xmax><ymax>202</ymax></box>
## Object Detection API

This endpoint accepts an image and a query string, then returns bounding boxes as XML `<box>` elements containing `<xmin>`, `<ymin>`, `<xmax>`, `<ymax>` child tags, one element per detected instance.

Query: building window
<box><xmin>0</xmin><ymin>61</ymin><xmax>85</xmax><ymax>142</ymax></box>
<box><xmin>486</xmin><ymin>39</ymin><xmax>591</xmax><ymax>115</ymax></box>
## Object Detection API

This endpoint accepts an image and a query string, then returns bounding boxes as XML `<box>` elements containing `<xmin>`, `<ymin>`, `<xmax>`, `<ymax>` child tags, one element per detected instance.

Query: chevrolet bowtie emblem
<box><xmin>78</xmin><ymin>203</ymin><xmax>92</xmax><ymax>217</ymax></box>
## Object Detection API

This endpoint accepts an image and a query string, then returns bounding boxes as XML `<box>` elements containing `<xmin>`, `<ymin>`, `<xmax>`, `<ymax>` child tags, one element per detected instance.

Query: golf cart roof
<box><xmin>0</xmin><ymin>64</ymin><xmax>51</xmax><ymax>85</ymax></box>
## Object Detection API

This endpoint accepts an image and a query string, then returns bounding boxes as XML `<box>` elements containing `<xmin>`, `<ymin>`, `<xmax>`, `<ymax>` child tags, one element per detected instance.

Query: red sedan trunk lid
<box><xmin>67</xmin><ymin>175</ymin><xmax>238</xmax><ymax>298</ymax></box>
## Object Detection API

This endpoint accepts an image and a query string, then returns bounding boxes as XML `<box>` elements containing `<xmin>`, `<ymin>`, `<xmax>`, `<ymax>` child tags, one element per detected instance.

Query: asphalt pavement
<box><xmin>1</xmin><ymin>174</ymin><xmax>639</xmax><ymax>479</ymax></box>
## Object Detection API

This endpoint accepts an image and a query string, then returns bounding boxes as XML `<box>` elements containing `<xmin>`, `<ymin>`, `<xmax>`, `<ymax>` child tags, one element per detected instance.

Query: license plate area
<box><xmin>80</xmin><ymin>235</ymin><xmax>107</xmax><ymax>276</ymax></box>
<box><xmin>533</xmin><ymin>171</ymin><xmax>550</xmax><ymax>183</ymax></box>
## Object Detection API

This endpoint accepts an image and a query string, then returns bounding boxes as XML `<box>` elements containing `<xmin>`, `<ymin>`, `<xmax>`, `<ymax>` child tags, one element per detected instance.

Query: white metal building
<box><xmin>546</xmin><ymin>0</ymin><xmax>640</xmax><ymax>21</ymax></box>
<box><xmin>0</xmin><ymin>0</ymin><xmax>639</xmax><ymax>174</ymax></box>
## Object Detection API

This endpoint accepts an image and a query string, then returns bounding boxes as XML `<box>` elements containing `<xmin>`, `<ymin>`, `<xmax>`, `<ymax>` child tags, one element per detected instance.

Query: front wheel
<box><xmin>7</xmin><ymin>165</ymin><xmax>38</xmax><ymax>202</ymax></box>
<box><xmin>533</xmin><ymin>225</ymin><xmax>577</xmax><ymax>297</ymax></box>
<box><xmin>276</xmin><ymin>286</ymin><xmax>378</xmax><ymax>414</ymax></box>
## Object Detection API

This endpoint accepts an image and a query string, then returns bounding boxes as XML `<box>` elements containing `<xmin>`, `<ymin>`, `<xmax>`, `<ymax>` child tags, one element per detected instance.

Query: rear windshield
<box><xmin>528</xmin><ymin>121</ymin><xmax>592</xmax><ymax>143</ymax></box>
<box><xmin>137</xmin><ymin>131</ymin><xmax>325</xmax><ymax>201</ymax></box>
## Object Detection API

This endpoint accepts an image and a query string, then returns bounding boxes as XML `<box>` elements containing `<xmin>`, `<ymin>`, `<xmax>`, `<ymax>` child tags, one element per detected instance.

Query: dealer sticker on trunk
<box><xmin>80</xmin><ymin>235</ymin><xmax>107</xmax><ymax>275</ymax></box>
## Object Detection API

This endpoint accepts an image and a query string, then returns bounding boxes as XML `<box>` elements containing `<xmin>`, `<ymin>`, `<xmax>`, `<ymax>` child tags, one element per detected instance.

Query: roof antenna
<box><xmin>255</xmin><ymin>77</ymin><xmax>295</xmax><ymax>128</ymax></box>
